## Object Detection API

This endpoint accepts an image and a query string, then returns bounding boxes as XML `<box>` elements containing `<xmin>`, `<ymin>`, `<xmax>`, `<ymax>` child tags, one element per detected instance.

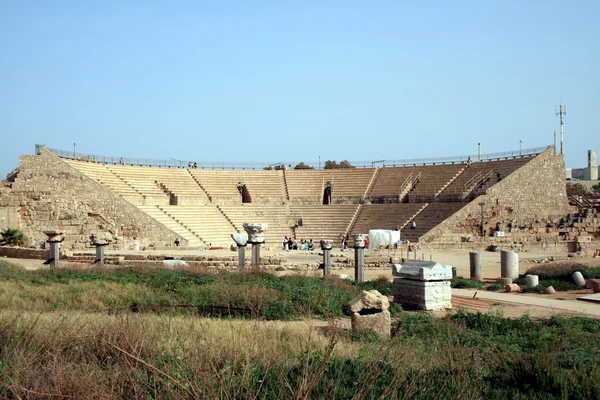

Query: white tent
<box><xmin>368</xmin><ymin>229</ymin><xmax>401</xmax><ymax>250</ymax></box>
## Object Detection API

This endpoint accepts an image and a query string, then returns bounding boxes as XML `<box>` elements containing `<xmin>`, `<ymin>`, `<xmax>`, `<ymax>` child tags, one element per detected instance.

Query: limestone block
<box><xmin>505</xmin><ymin>283</ymin><xmax>521</xmax><ymax>293</ymax></box>
<box><xmin>392</xmin><ymin>279</ymin><xmax>451</xmax><ymax>310</ymax></box>
<box><xmin>351</xmin><ymin>310</ymin><xmax>391</xmax><ymax>338</ymax></box>
<box><xmin>392</xmin><ymin>260</ymin><xmax>453</xmax><ymax>281</ymax></box>
<box><xmin>349</xmin><ymin>290</ymin><xmax>390</xmax><ymax>313</ymax></box>
<box><xmin>163</xmin><ymin>260</ymin><xmax>189</xmax><ymax>269</ymax></box>
<box><xmin>496</xmin><ymin>277</ymin><xmax>513</xmax><ymax>286</ymax></box>
<box><xmin>543</xmin><ymin>286</ymin><xmax>556</xmax><ymax>294</ymax></box>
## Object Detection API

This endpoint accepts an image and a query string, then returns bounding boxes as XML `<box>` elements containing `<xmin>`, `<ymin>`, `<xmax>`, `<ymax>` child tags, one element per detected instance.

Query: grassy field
<box><xmin>1</xmin><ymin>259</ymin><xmax>600</xmax><ymax>399</ymax></box>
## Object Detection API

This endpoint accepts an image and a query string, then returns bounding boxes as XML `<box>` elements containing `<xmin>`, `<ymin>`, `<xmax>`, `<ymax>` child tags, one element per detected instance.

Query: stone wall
<box><xmin>0</xmin><ymin>150</ymin><xmax>186</xmax><ymax>249</ymax></box>
<box><xmin>421</xmin><ymin>148</ymin><xmax>572</xmax><ymax>245</ymax></box>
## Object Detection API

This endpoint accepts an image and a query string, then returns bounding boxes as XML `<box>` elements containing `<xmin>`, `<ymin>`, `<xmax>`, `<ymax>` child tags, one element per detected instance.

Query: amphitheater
<box><xmin>2</xmin><ymin>144</ymin><xmax>596</xmax><ymax>255</ymax></box>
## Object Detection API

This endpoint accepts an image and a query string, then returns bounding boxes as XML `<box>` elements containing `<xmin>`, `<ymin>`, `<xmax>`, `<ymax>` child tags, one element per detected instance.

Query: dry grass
<box><xmin>0</xmin><ymin>281</ymin><xmax>154</xmax><ymax>312</ymax></box>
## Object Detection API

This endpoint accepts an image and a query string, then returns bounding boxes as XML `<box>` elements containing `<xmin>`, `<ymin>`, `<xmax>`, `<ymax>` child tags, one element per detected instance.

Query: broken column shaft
<box><xmin>321</xmin><ymin>239</ymin><xmax>333</xmax><ymax>276</ymax></box>
<box><xmin>44</xmin><ymin>231</ymin><xmax>64</xmax><ymax>268</ymax></box>
<box><xmin>352</xmin><ymin>234</ymin><xmax>366</xmax><ymax>283</ymax></box>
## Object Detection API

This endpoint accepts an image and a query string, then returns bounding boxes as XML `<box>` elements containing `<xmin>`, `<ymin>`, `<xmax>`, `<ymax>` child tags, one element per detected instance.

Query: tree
<box><xmin>324</xmin><ymin>160</ymin><xmax>355</xmax><ymax>169</ymax></box>
<box><xmin>324</xmin><ymin>160</ymin><xmax>339</xmax><ymax>169</ymax></box>
<box><xmin>0</xmin><ymin>228</ymin><xmax>28</xmax><ymax>247</ymax></box>
<box><xmin>294</xmin><ymin>162</ymin><xmax>314</xmax><ymax>170</ymax></box>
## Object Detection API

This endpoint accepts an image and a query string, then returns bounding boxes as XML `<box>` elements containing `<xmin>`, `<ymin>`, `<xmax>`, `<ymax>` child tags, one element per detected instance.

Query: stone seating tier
<box><xmin>290</xmin><ymin>205</ymin><xmax>359</xmax><ymax>245</ymax></box>
<box><xmin>402</xmin><ymin>202</ymin><xmax>469</xmax><ymax>242</ymax></box>
<box><xmin>159</xmin><ymin>205</ymin><xmax>238</xmax><ymax>246</ymax></box>
<box><xmin>217</xmin><ymin>205</ymin><xmax>294</xmax><ymax>247</ymax></box>
<box><xmin>190</xmin><ymin>170</ymin><xmax>286</xmax><ymax>202</ymax></box>
<box><xmin>350</xmin><ymin>204</ymin><xmax>427</xmax><ymax>236</ymax></box>
<box><xmin>437</xmin><ymin>156</ymin><xmax>534</xmax><ymax>201</ymax></box>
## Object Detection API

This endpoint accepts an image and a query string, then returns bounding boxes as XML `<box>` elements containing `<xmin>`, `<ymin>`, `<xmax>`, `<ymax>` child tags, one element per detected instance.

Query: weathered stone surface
<box><xmin>351</xmin><ymin>310</ymin><xmax>391</xmax><ymax>338</ymax></box>
<box><xmin>1</xmin><ymin>150</ymin><xmax>182</xmax><ymax>249</ymax></box>
<box><xmin>543</xmin><ymin>286</ymin><xmax>556</xmax><ymax>294</ymax></box>
<box><xmin>162</xmin><ymin>260</ymin><xmax>189</xmax><ymax>269</ymax></box>
<box><xmin>496</xmin><ymin>277</ymin><xmax>513</xmax><ymax>286</ymax></box>
<box><xmin>592</xmin><ymin>280</ymin><xmax>600</xmax><ymax>294</ymax></box>
<box><xmin>392</xmin><ymin>279</ymin><xmax>451</xmax><ymax>310</ymax></box>
<box><xmin>349</xmin><ymin>290</ymin><xmax>390</xmax><ymax>313</ymax></box>
<box><xmin>242</xmin><ymin>223</ymin><xmax>268</xmax><ymax>244</ymax></box>
<box><xmin>572</xmin><ymin>271</ymin><xmax>586</xmax><ymax>289</ymax></box>
<box><xmin>505</xmin><ymin>283</ymin><xmax>521</xmax><ymax>293</ymax></box>
<box><xmin>420</xmin><ymin>149</ymin><xmax>571</xmax><ymax>244</ymax></box>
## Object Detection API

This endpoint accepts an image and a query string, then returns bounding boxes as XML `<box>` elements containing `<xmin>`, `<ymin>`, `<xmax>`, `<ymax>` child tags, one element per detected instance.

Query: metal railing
<box><xmin>39</xmin><ymin>144</ymin><xmax>551</xmax><ymax>170</ymax></box>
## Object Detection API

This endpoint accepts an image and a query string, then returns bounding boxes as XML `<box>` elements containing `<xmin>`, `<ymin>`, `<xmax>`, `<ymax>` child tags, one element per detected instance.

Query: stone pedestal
<box><xmin>392</xmin><ymin>279</ymin><xmax>451</xmax><ymax>310</ymax></box>
<box><xmin>321</xmin><ymin>239</ymin><xmax>332</xmax><ymax>276</ymax></box>
<box><xmin>44</xmin><ymin>231</ymin><xmax>64</xmax><ymax>268</ymax></box>
<box><xmin>469</xmin><ymin>251</ymin><xmax>482</xmax><ymax>281</ymax></box>
<box><xmin>392</xmin><ymin>260</ymin><xmax>453</xmax><ymax>310</ymax></box>
<box><xmin>90</xmin><ymin>234</ymin><xmax>109</xmax><ymax>265</ymax></box>
<box><xmin>525</xmin><ymin>274</ymin><xmax>539</xmax><ymax>287</ymax></box>
<box><xmin>349</xmin><ymin>290</ymin><xmax>391</xmax><ymax>338</ymax></box>
<box><xmin>243</xmin><ymin>223</ymin><xmax>268</xmax><ymax>268</ymax></box>
<box><xmin>500</xmin><ymin>250</ymin><xmax>519</xmax><ymax>279</ymax></box>
<box><xmin>352</xmin><ymin>234</ymin><xmax>366</xmax><ymax>282</ymax></box>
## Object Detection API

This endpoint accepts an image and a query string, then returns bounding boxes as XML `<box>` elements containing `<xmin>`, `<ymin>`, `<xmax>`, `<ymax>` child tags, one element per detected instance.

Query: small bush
<box><xmin>344</xmin><ymin>328</ymin><xmax>382</xmax><ymax>343</ymax></box>
<box><xmin>451</xmin><ymin>278</ymin><xmax>484</xmax><ymax>289</ymax></box>
<box><xmin>355</xmin><ymin>277</ymin><xmax>392</xmax><ymax>296</ymax></box>
<box><xmin>0</xmin><ymin>228</ymin><xmax>28</xmax><ymax>247</ymax></box>
<box><xmin>524</xmin><ymin>262</ymin><xmax>589</xmax><ymax>280</ymax></box>
<box><xmin>521</xmin><ymin>285</ymin><xmax>545</xmax><ymax>293</ymax></box>
<box><xmin>487</xmin><ymin>284</ymin><xmax>503</xmax><ymax>291</ymax></box>
<box><xmin>275</xmin><ymin>266</ymin><xmax>286</xmax><ymax>271</ymax></box>
<box><xmin>389</xmin><ymin>302</ymin><xmax>402</xmax><ymax>316</ymax></box>
<box><xmin>582</xmin><ymin>267</ymin><xmax>600</xmax><ymax>279</ymax></box>
<box><xmin>263</xmin><ymin>299</ymin><xmax>295</xmax><ymax>320</ymax></box>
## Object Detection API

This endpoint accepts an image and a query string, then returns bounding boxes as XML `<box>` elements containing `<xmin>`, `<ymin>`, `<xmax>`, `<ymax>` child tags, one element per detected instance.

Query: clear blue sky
<box><xmin>1</xmin><ymin>1</ymin><xmax>598</xmax><ymax>177</ymax></box>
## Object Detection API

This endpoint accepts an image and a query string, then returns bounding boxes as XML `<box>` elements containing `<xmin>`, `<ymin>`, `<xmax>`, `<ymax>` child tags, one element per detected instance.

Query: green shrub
<box><xmin>0</xmin><ymin>228</ymin><xmax>28</xmax><ymax>247</ymax></box>
<box><xmin>487</xmin><ymin>284</ymin><xmax>503</xmax><ymax>291</ymax></box>
<box><xmin>451</xmin><ymin>278</ymin><xmax>484</xmax><ymax>289</ymax></box>
<box><xmin>344</xmin><ymin>328</ymin><xmax>382</xmax><ymax>343</ymax></box>
<box><xmin>582</xmin><ymin>267</ymin><xmax>600</xmax><ymax>279</ymax></box>
<box><xmin>524</xmin><ymin>262</ymin><xmax>588</xmax><ymax>280</ymax></box>
<box><xmin>389</xmin><ymin>302</ymin><xmax>402</xmax><ymax>316</ymax></box>
<box><xmin>355</xmin><ymin>277</ymin><xmax>392</xmax><ymax>296</ymax></box>
<box><xmin>275</xmin><ymin>266</ymin><xmax>286</xmax><ymax>271</ymax></box>
<box><xmin>263</xmin><ymin>299</ymin><xmax>295</xmax><ymax>320</ymax></box>
<box><xmin>521</xmin><ymin>285</ymin><xmax>545</xmax><ymax>293</ymax></box>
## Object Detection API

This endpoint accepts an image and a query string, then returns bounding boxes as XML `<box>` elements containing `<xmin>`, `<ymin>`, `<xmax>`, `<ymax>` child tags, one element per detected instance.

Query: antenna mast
<box><xmin>555</xmin><ymin>104</ymin><xmax>567</xmax><ymax>155</ymax></box>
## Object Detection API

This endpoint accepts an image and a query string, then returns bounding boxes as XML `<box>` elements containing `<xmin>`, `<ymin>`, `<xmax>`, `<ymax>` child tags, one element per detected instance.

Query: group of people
<box><xmin>188</xmin><ymin>161</ymin><xmax>198</xmax><ymax>169</ymax></box>
<box><xmin>283</xmin><ymin>237</ymin><xmax>313</xmax><ymax>251</ymax></box>
<box><xmin>339</xmin><ymin>233</ymin><xmax>349</xmax><ymax>249</ymax></box>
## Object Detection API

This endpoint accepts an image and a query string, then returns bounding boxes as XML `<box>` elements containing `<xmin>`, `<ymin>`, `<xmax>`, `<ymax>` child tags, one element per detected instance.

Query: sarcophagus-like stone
<box><xmin>392</xmin><ymin>260</ymin><xmax>453</xmax><ymax>281</ymax></box>
<box><xmin>392</xmin><ymin>279</ymin><xmax>451</xmax><ymax>310</ymax></box>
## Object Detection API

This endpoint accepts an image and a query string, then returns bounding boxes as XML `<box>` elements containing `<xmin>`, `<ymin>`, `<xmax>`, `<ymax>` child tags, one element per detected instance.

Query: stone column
<box><xmin>90</xmin><ymin>234</ymin><xmax>109</xmax><ymax>264</ymax></box>
<box><xmin>352</xmin><ymin>234</ymin><xmax>366</xmax><ymax>283</ymax></box>
<box><xmin>321</xmin><ymin>239</ymin><xmax>333</xmax><ymax>276</ymax></box>
<box><xmin>231</xmin><ymin>233</ymin><xmax>249</xmax><ymax>272</ymax></box>
<box><xmin>500</xmin><ymin>250</ymin><xmax>519</xmax><ymax>279</ymax></box>
<box><xmin>237</xmin><ymin>246</ymin><xmax>246</xmax><ymax>271</ymax></box>
<box><xmin>469</xmin><ymin>251</ymin><xmax>483</xmax><ymax>281</ymax></box>
<box><xmin>44</xmin><ymin>231</ymin><xmax>64</xmax><ymax>268</ymax></box>
<box><xmin>243</xmin><ymin>223</ymin><xmax>268</xmax><ymax>269</ymax></box>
